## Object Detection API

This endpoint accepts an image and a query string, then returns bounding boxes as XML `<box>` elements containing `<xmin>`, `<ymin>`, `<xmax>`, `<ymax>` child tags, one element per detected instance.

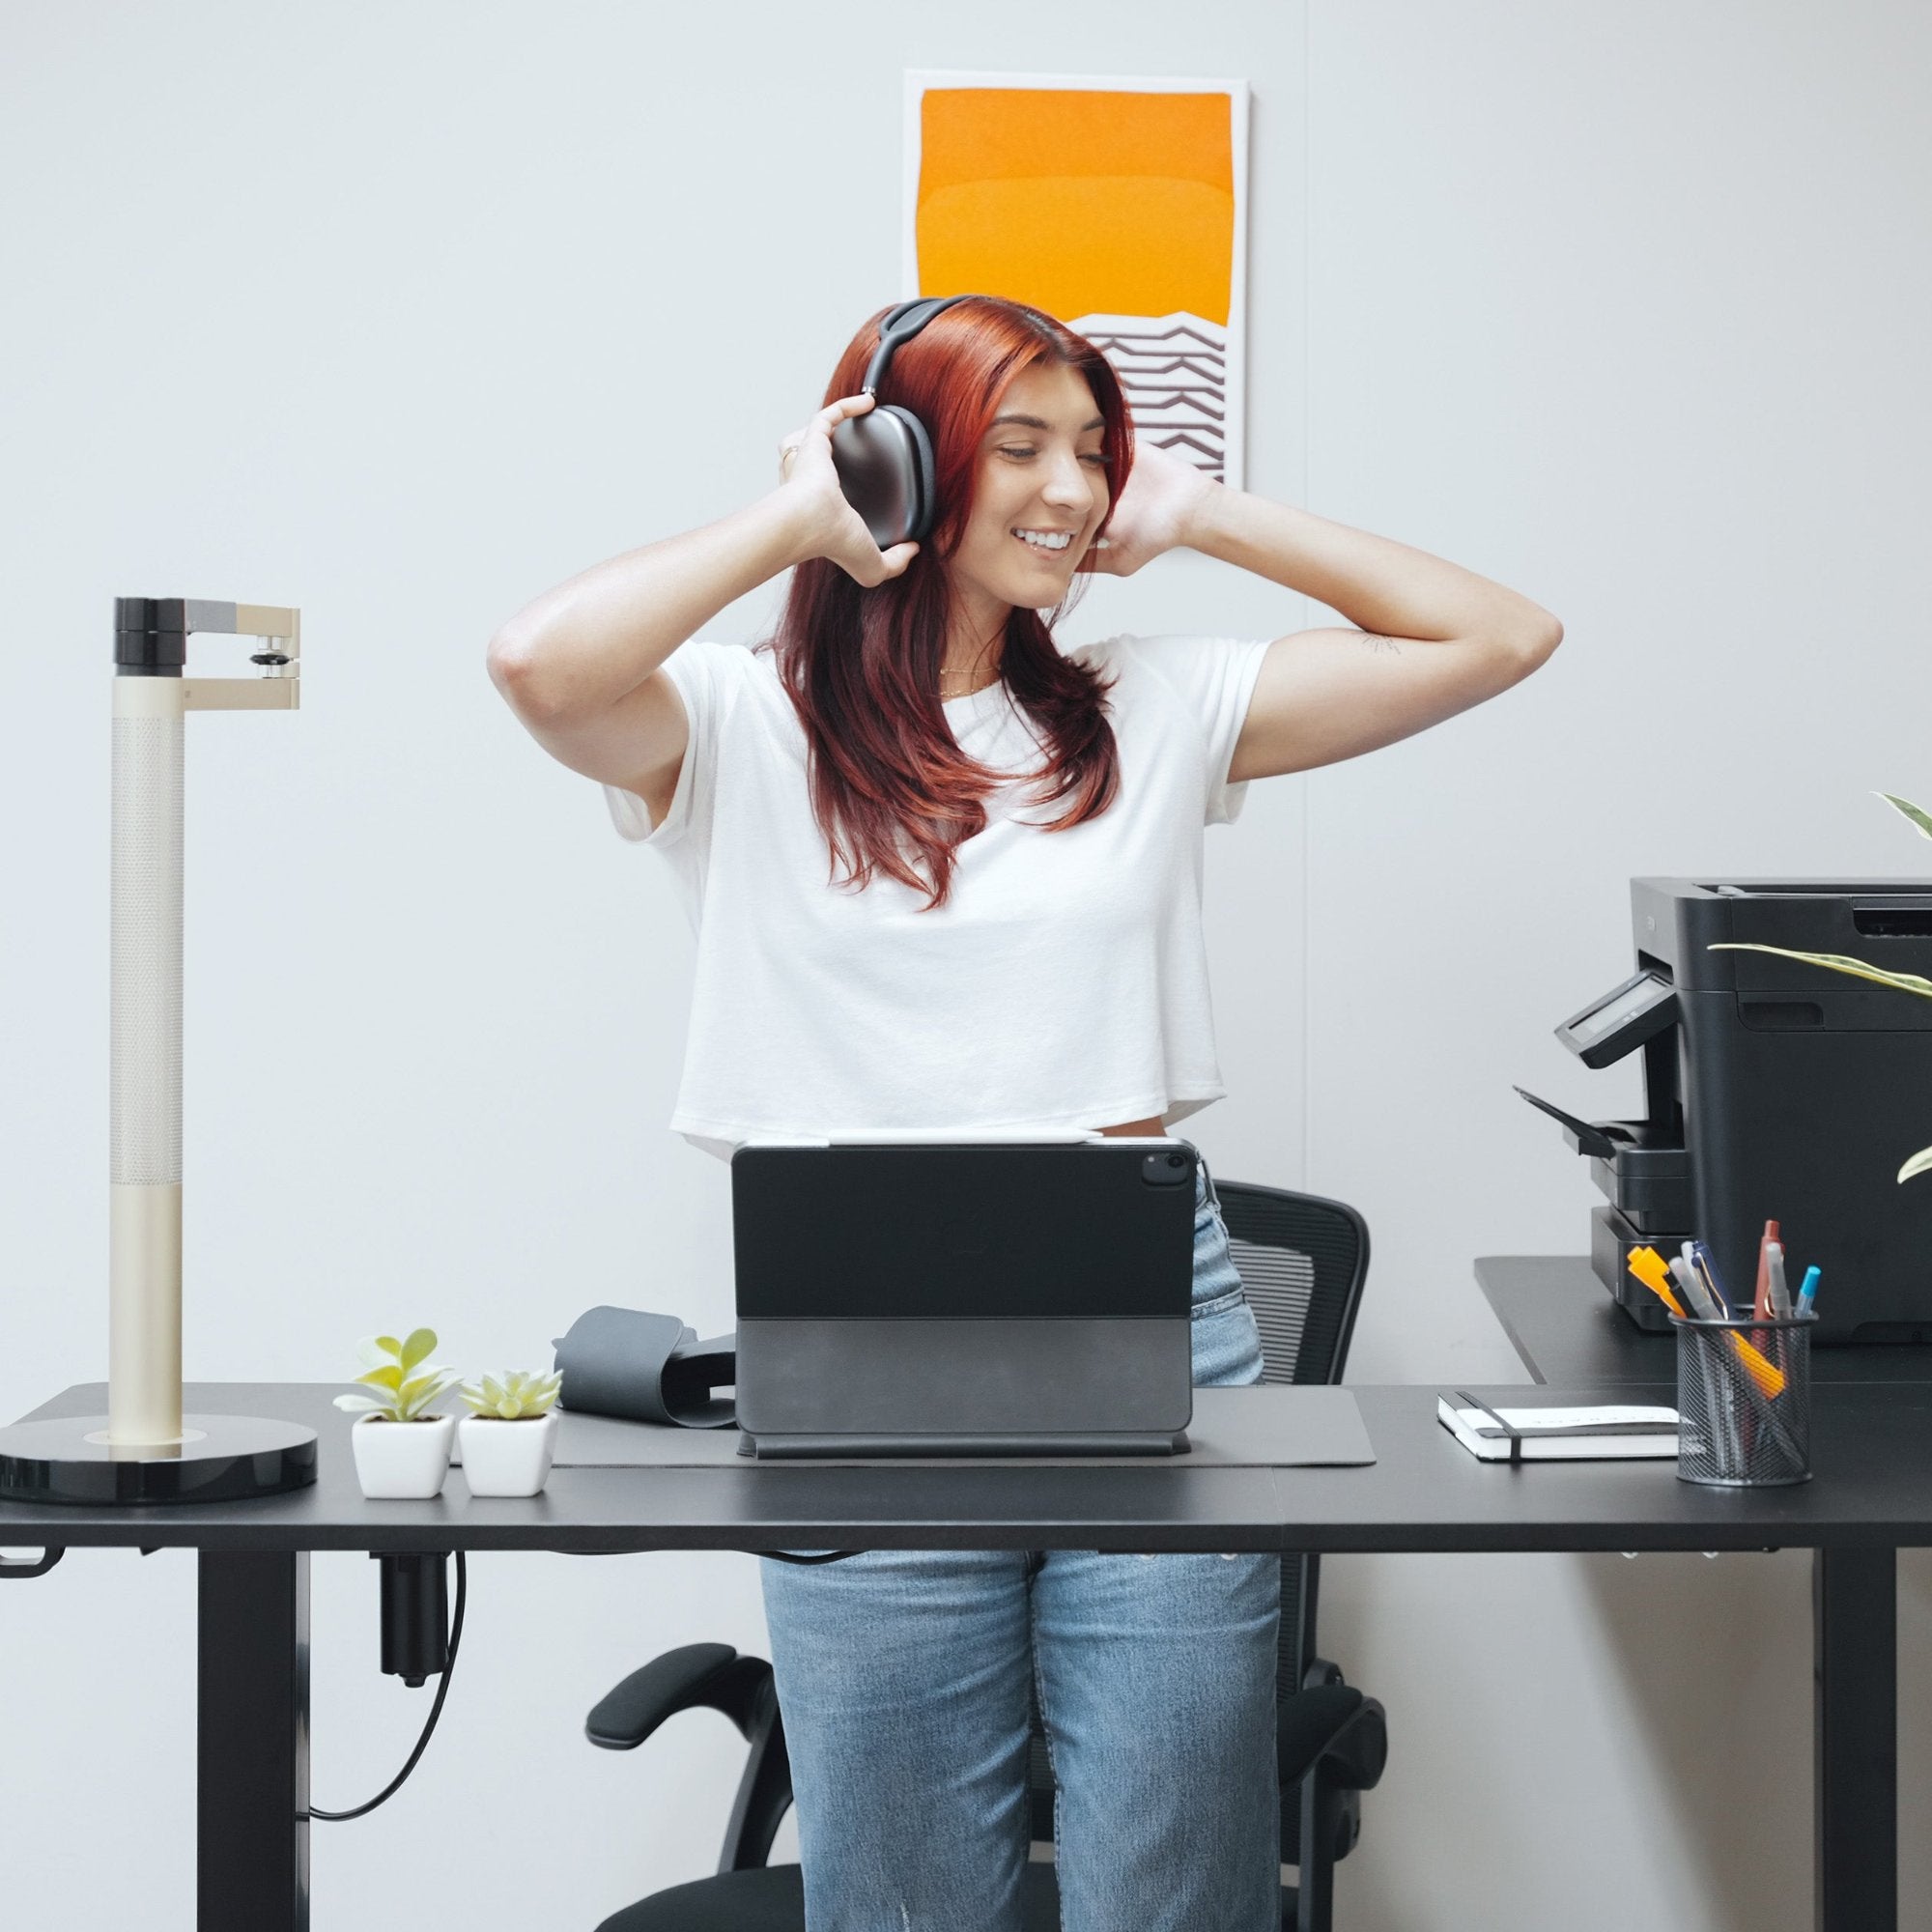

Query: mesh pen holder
<box><xmin>1672</xmin><ymin>1312</ymin><xmax>1814</xmax><ymax>1487</ymax></box>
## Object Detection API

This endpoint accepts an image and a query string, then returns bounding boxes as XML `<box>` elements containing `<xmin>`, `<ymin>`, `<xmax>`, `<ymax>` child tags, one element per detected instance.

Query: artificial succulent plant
<box><xmin>457</xmin><ymin>1368</ymin><xmax>563</xmax><ymax>1420</ymax></box>
<box><xmin>333</xmin><ymin>1328</ymin><xmax>465</xmax><ymax>1423</ymax></box>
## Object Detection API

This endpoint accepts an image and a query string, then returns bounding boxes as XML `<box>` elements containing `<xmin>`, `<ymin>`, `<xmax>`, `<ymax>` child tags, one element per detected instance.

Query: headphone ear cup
<box><xmin>889</xmin><ymin>405</ymin><xmax>939</xmax><ymax>543</ymax></box>
<box><xmin>830</xmin><ymin>404</ymin><xmax>938</xmax><ymax>551</ymax></box>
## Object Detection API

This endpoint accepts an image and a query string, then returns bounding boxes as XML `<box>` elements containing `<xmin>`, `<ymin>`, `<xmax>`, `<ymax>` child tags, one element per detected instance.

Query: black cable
<box><xmin>313</xmin><ymin>1549</ymin><xmax>467</xmax><ymax>1822</ymax></box>
<box><xmin>763</xmin><ymin>1548</ymin><xmax>859</xmax><ymax>1565</ymax></box>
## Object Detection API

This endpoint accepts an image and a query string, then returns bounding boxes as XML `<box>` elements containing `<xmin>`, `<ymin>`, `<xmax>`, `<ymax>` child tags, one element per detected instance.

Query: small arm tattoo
<box><xmin>1361</xmin><ymin>631</ymin><xmax>1403</xmax><ymax>656</ymax></box>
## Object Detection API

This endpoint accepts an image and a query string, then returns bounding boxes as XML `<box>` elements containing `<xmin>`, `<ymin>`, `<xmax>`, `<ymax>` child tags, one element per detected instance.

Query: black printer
<box><xmin>1523</xmin><ymin>878</ymin><xmax>1932</xmax><ymax>1343</ymax></box>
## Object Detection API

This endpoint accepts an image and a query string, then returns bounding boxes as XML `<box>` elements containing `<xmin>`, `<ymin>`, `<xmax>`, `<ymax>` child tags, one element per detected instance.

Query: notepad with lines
<box><xmin>1436</xmin><ymin>1392</ymin><xmax>1679</xmax><ymax>1463</ymax></box>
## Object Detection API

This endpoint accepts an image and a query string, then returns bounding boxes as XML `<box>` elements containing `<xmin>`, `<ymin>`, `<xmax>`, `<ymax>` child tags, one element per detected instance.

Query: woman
<box><xmin>488</xmin><ymin>296</ymin><xmax>1560</xmax><ymax>1930</ymax></box>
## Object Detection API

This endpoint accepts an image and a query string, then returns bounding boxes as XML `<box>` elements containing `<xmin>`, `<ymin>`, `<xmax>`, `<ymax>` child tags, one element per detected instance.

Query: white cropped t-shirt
<box><xmin>604</xmin><ymin>631</ymin><xmax>1273</xmax><ymax>1160</ymax></box>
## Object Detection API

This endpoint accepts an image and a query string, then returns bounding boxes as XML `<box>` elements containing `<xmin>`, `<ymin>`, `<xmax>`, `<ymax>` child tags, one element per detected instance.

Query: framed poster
<box><xmin>903</xmin><ymin>71</ymin><xmax>1250</xmax><ymax>488</ymax></box>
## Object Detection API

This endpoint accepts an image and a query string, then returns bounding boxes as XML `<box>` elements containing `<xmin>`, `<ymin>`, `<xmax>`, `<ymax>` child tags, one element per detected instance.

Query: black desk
<box><xmin>1477</xmin><ymin>1255</ymin><xmax>1932</xmax><ymax>1389</ymax></box>
<box><xmin>8</xmin><ymin>1373</ymin><xmax>1926</xmax><ymax>1932</ymax></box>
<box><xmin>1475</xmin><ymin>1256</ymin><xmax>1932</xmax><ymax>1932</ymax></box>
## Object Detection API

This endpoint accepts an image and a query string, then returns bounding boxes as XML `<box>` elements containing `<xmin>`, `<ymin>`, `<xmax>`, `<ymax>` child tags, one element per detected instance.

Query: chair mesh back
<box><xmin>1024</xmin><ymin>1179</ymin><xmax>1370</xmax><ymax>1848</ymax></box>
<box><xmin>1214</xmin><ymin>1182</ymin><xmax>1368</xmax><ymax>1388</ymax></box>
<box><xmin>1229</xmin><ymin>1236</ymin><xmax>1315</xmax><ymax>1382</ymax></box>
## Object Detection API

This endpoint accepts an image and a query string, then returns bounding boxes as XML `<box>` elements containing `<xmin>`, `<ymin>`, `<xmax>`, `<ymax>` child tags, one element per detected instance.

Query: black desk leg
<box><xmin>1814</xmin><ymin>1547</ymin><xmax>1895</xmax><ymax>1932</ymax></box>
<box><xmin>198</xmin><ymin>1550</ymin><xmax>310</xmax><ymax>1932</ymax></box>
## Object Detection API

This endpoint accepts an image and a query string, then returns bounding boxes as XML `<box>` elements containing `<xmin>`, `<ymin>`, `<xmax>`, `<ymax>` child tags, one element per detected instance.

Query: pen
<box><xmin>1754</xmin><ymin>1220</ymin><xmax>1780</xmax><ymax>1321</ymax></box>
<box><xmin>1627</xmin><ymin>1246</ymin><xmax>1758</xmax><ymax>1462</ymax></box>
<box><xmin>1720</xmin><ymin>1323</ymin><xmax>1788</xmax><ymax>1401</ymax></box>
<box><xmin>1797</xmin><ymin>1265</ymin><xmax>1822</xmax><ymax>1318</ymax></box>
<box><xmin>1766</xmin><ymin>1240</ymin><xmax>1791</xmax><ymax>1320</ymax></box>
<box><xmin>1672</xmin><ymin>1246</ymin><xmax>1787</xmax><ymax>1399</ymax></box>
<box><xmin>1671</xmin><ymin>1252</ymin><xmax>1719</xmax><ymax>1321</ymax></box>
<box><xmin>1653</xmin><ymin>1243</ymin><xmax>1803</xmax><ymax>1467</ymax></box>
<box><xmin>1687</xmin><ymin>1240</ymin><xmax>1733</xmax><ymax>1318</ymax></box>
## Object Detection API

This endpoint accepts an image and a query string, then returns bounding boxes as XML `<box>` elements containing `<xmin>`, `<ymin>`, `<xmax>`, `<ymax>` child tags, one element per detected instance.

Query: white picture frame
<box><xmin>903</xmin><ymin>69</ymin><xmax>1251</xmax><ymax>489</ymax></box>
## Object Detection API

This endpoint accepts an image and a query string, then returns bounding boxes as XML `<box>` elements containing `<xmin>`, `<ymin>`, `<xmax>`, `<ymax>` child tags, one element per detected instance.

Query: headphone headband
<box><xmin>861</xmin><ymin>294</ymin><xmax>984</xmax><ymax>396</ymax></box>
<box><xmin>834</xmin><ymin>294</ymin><xmax>992</xmax><ymax>548</ymax></box>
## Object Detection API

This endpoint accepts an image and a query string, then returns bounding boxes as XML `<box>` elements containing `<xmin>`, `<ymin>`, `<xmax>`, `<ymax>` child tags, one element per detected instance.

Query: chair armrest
<box><xmin>1277</xmin><ymin>1679</ymin><xmax>1388</xmax><ymax>1792</ymax></box>
<box><xmin>585</xmin><ymin>1642</ymin><xmax>773</xmax><ymax>1750</ymax></box>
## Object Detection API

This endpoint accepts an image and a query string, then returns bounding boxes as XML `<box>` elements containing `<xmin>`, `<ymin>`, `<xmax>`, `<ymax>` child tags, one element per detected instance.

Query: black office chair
<box><xmin>583</xmin><ymin>1179</ymin><xmax>1387</xmax><ymax>1932</ymax></box>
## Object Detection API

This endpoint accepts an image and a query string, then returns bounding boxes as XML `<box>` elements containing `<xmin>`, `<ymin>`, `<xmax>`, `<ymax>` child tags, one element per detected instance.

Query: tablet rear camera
<box><xmin>1142</xmin><ymin>1150</ymin><xmax>1194</xmax><ymax>1186</ymax></box>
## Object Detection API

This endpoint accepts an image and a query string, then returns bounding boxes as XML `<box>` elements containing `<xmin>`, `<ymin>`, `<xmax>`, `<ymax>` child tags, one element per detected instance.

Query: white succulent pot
<box><xmin>457</xmin><ymin>1410</ymin><xmax>559</xmax><ymax>1497</ymax></box>
<box><xmin>349</xmin><ymin>1412</ymin><xmax>456</xmax><ymax>1499</ymax></box>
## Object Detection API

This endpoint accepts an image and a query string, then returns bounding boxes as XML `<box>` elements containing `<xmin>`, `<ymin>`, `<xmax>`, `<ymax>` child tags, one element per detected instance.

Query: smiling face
<box><xmin>943</xmin><ymin>360</ymin><xmax>1112</xmax><ymax>647</ymax></box>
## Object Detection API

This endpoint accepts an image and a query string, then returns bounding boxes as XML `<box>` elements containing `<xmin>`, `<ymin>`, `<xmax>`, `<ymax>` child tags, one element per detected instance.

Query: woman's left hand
<box><xmin>1086</xmin><ymin>440</ymin><xmax>1219</xmax><ymax>578</ymax></box>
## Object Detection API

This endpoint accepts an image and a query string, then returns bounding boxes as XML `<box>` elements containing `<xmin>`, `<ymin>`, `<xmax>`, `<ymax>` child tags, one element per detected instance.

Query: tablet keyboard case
<box><xmin>731</xmin><ymin>1142</ymin><xmax>1198</xmax><ymax>1459</ymax></box>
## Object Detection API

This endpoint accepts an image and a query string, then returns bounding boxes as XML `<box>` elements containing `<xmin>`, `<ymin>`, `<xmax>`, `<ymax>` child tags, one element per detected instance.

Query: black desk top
<box><xmin>10</xmin><ymin>1380</ymin><xmax>1932</xmax><ymax>1555</ymax></box>
<box><xmin>1475</xmin><ymin>1257</ymin><xmax>1932</xmax><ymax>1388</ymax></box>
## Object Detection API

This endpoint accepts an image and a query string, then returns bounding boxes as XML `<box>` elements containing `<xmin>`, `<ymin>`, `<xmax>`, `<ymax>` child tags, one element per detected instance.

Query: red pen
<box><xmin>1753</xmin><ymin>1219</ymin><xmax>1780</xmax><ymax>1321</ymax></box>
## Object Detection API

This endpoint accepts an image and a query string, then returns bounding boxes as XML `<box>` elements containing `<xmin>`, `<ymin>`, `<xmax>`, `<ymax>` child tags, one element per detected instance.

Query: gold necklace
<box><xmin>938</xmin><ymin>664</ymin><xmax>1001</xmax><ymax>697</ymax></box>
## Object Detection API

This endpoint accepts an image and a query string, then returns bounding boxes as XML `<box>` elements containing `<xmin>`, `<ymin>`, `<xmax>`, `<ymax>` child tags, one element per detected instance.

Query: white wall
<box><xmin>3</xmin><ymin>3</ymin><xmax>1928</xmax><ymax>1926</ymax></box>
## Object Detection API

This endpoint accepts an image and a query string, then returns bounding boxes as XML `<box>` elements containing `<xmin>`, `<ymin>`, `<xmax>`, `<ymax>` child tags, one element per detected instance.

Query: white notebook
<box><xmin>1436</xmin><ymin>1392</ymin><xmax>1679</xmax><ymax>1463</ymax></box>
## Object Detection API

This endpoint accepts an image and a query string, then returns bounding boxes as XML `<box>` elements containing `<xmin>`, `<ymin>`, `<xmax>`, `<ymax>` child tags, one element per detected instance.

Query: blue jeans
<box><xmin>760</xmin><ymin>1149</ymin><xmax>1281</xmax><ymax>1931</ymax></box>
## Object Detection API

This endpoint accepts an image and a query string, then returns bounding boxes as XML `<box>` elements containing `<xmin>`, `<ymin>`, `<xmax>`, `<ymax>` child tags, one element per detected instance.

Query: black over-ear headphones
<box><xmin>830</xmin><ymin>294</ymin><xmax>985</xmax><ymax>550</ymax></box>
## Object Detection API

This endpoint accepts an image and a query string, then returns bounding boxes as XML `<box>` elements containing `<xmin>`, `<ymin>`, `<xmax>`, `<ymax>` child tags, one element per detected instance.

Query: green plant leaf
<box><xmin>333</xmin><ymin>1393</ymin><xmax>386</xmax><ymax>1413</ymax></box>
<box><xmin>516</xmin><ymin>1373</ymin><xmax>560</xmax><ymax>1415</ymax></box>
<box><xmin>400</xmin><ymin>1328</ymin><xmax>437</xmax><ymax>1374</ymax></box>
<box><xmin>394</xmin><ymin>1371</ymin><xmax>446</xmax><ymax>1419</ymax></box>
<box><xmin>1877</xmin><ymin>792</ymin><xmax>1932</xmax><ymax>841</ymax></box>
<box><xmin>355</xmin><ymin>1364</ymin><xmax>403</xmax><ymax>1392</ymax></box>
<box><xmin>1707</xmin><ymin>943</ymin><xmax>1932</xmax><ymax>1000</ymax></box>
<box><xmin>356</xmin><ymin>1336</ymin><xmax>399</xmax><ymax>1372</ymax></box>
<box><xmin>374</xmin><ymin>1335</ymin><xmax>402</xmax><ymax>1360</ymax></box>
<box><xmin>455</xmin><ymin>1366</ymin><xmax>561</xmax><ymax>1417</ymax></box>
<box><xmin>1900</xmin><ymin>1146</ymin><xmax>1932</xmax><ymax>1184</ymax></box>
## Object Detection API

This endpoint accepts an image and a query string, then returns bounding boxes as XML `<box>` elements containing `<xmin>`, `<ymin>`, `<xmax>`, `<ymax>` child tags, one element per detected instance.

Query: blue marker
<box><xmin>1796</xmin><ymin>1265</ymin><xmax>1822</xmax><ymax>1318</ymax></box>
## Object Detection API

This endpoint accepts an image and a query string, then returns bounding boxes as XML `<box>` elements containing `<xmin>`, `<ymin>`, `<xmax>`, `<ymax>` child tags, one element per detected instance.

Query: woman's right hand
<box><xmin>776</xmin><ymin>393</ymin><xmax>922</xmax><ymax>587</ymax></box>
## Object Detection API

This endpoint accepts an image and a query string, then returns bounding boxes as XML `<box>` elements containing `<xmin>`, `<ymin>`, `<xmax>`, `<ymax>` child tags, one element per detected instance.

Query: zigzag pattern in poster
<box><xmin>1070</xmin><ymin>312</ymin><xmax>1228</xmax><ymax>482</ymax></box>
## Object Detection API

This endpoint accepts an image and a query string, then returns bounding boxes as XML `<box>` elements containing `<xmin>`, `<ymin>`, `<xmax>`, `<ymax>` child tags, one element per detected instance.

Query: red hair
<box><xmin>755</xmin><ymin>296</ymin><xmax>1133</xmax><ymax>911</ymax></box>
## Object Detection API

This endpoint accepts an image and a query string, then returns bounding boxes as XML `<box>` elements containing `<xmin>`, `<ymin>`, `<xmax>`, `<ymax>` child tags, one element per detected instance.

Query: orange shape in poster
<box><xmin>917</xmin><ymin>89</ymin><xmax>1234</xmax><ymax>327</ymax></box>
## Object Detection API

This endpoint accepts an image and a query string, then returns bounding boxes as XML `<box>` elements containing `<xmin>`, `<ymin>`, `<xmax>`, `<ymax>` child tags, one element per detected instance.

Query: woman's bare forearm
<box><xmin>1181</xmin><ymin>486</ymin><xmax>1560</xmax><ymax>648</ymax></box>
<box><xmin>488</xmin><ymin>488</ymin><xmax>817</xmax><ymax>719</ymax></box>
<box><xmin>489</xmin><ymin>393</ymin><xmax>920</xmax><ymax>721</ymax></box>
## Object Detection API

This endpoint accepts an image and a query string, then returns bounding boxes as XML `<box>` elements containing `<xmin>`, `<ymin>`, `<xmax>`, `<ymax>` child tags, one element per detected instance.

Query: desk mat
<box><xmin>450</xmin><ymin>1386</ymin><xmax>1374</xmax><ymax>1470</ymax></box>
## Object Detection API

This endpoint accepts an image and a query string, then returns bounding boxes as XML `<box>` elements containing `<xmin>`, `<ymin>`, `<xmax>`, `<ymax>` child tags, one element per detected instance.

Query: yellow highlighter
<box><xmin>1724</xmin><ymin>1333</ymin><xmax>1788</xmax><ymax>1401</ymax></box>
<box><xmin>1628</xmin><ymin>1245</ymin><xmax>1786</xmax><ymax>1399</ymax></box>
<box><xmin>1627</xmin><ymin>1246</ymin><xmax>1688</xmax><ymax>1318</ymax></box>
